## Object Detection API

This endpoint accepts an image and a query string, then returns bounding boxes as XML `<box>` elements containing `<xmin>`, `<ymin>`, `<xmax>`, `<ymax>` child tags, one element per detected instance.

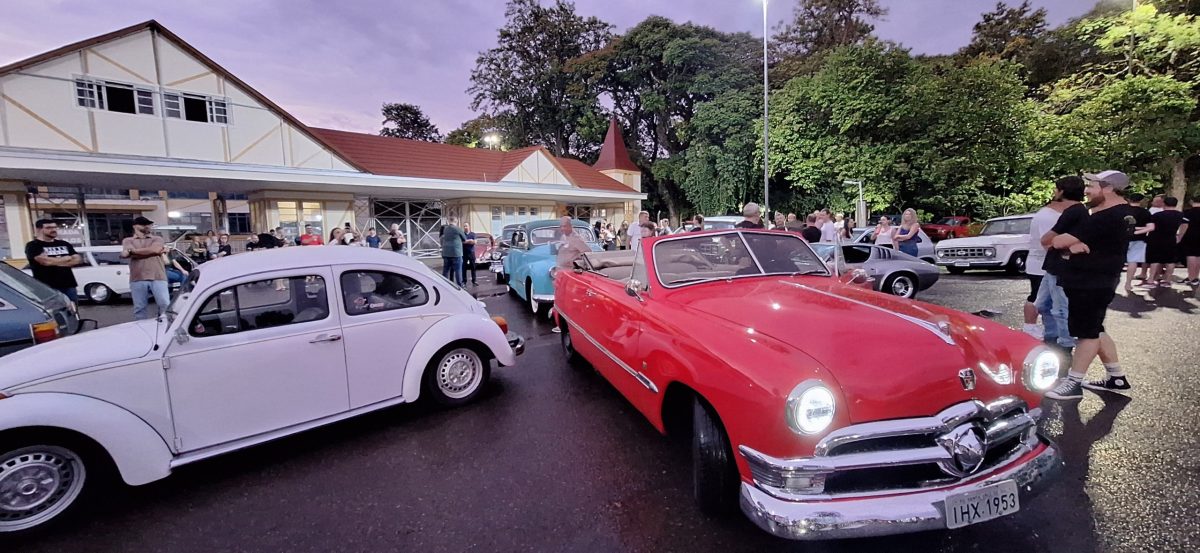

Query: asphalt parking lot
<box><xmin>13</xmin><ymin>270</ymin><xmax>1200</xmax><ymax>552</ymax></box>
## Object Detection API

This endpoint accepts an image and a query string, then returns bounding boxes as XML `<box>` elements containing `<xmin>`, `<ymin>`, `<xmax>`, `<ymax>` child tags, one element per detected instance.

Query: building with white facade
<box><xmin>0</xmin><ymin>20</ymin><xmax>643</xmax><ymax>258</ymax></box>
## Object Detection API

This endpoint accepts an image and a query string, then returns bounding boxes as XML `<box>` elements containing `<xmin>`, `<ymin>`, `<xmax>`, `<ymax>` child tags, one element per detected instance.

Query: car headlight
<box><xmin>1023</xmin><ymin>347</ymin><xmax>1060</xmax><ymax>391</ymax></box>
<box><xmin>937</xmin><ymin>250</ymin><xmax>946</xmax><ymax>257</ymax></box>
<box><xmin>786</xmin><ymin>380</ymin><xmax>836</xmax><ymax>435</ymax></box>
<box><xmin>549</xmin><ymin>266</ymin><xmax>559</xmax><ymax>278</ymax></box>
<box><xmin>985</xmin><ymin>248</ymin><xmax>996</xmax><ymax>257</ymax></box>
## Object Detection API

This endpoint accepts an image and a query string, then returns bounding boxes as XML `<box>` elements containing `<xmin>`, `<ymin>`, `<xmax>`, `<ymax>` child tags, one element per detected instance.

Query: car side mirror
<box><xmin>625</xmin><ymin>279</ymin><xmax>645</xmax><ymax>302</ymax></box>
<box><xmin>174</xmin><ymin>326</ymin><xmax>190</xmax><ymax>344</ymax></box>
<box><xmin>848</xmin><ymin>268</ymin><xmax>871</xmax><ymax>285</ymax></box>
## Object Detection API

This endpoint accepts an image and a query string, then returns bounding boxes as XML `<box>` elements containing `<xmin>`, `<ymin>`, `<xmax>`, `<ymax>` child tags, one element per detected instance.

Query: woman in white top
<box><xmin>873</xmin><ymin>216</ymin><xmax>895</xmax><ymax>248</ymax></box>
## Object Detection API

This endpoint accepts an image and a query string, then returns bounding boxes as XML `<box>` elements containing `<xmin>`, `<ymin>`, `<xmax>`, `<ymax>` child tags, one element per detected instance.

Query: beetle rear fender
<box><xmin>401</xmin><ymin>314</ymin><xmax>514</xmax><ymax>402</ymax></box>
<box><xmin>0</xmin><ymin>392</ymin><xmax>173</xmax><ymax>486</ymax></box>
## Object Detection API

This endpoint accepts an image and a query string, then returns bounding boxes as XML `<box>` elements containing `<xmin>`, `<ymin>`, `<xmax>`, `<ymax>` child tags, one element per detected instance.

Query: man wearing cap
<box><xmin>120</xmin><ymin>217</ymin><xmax>169</xmax><ymax>320</ymax></box>
<box><xmin>736</xmin><ymin>203</ymin><xmax>765</xmax><ymax>229</ymax></box>
<box><xmin>1045</xmin><ymin>170</ymin><xmax>1136</xmax><ymax>400</ymax></box>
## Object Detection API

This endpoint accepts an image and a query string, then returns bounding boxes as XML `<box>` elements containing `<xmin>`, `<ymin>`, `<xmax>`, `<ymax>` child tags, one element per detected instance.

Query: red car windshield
<box><xmin>652</xmin><ymin>231</ymin><xmax>829</xmax><ymax>287</ymax></box>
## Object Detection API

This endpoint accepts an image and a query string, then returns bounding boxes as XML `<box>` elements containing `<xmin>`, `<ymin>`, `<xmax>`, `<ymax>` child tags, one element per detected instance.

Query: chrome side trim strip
<box><xmin>560</xmin><ymin>312</ymin><xmax>659</xmax><ymax>394</ymax></box>
<box><xmin>786</xmin><ymin>282</ymin><xmax>956</xmax><ymax>346</ymax></box>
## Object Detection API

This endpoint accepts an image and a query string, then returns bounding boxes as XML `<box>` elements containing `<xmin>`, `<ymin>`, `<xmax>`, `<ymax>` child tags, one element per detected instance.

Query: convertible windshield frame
<box><xmin>650</xmin><ymin>230</ymin><xmax>831</xmax><ymax>290</ymax></box>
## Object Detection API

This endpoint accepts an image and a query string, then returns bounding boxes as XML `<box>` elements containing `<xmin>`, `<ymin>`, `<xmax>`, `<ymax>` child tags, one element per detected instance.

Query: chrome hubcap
<box><xmin>0</xmin><ymin>447</ymin><xmax>85</xmax><ymax>531</ymax></box>
<box><xmin>437</xmin><ymin>349</ymin><xmax>482</xmax><ymax>399</ymax></box>
<box><xmin>892</xmin><ymin>278</ymin><xmax>913</xmax><ymax>297</ymax></box>
<box><xmin>89</xmin><ymin>286</ymin><xmax>107</xmax><ymax>302</ymax></box>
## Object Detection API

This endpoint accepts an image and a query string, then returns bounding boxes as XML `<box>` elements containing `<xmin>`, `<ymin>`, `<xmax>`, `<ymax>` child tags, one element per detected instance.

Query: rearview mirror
<box><xmin>625</xmin><ymin>279</ymin><xmax>645</xmax><ymax>302</ymax></box>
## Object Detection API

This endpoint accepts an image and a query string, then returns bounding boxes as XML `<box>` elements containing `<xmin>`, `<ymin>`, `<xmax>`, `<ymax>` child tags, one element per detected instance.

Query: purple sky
<box><xmin>3</xmin><ymin>0</ymin><xmax>1097</xmax><ymax>135</ymax></box>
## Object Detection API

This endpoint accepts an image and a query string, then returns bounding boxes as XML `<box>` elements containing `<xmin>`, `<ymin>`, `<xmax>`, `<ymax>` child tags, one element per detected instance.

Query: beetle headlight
<box><xmin>786</xmin><ymin>380</ymin><xmax>836</xmax><ymax>435</ymax></box>
<box><xmin>1023</xmin><ymin>347</ymin><xmax>1060</xmax><ymax>391</ymax></box>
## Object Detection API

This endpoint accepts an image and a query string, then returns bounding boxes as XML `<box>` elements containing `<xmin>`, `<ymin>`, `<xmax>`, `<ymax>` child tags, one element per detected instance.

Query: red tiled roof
<box><xmin>311</xmin><ymin>128</ymin><xmax>634</xmax><ymax>193</ymax></box>
<box><xmin>593</xmin><ymin>117</ymin><xmax>639</xmax><ymax>172</ymax></box>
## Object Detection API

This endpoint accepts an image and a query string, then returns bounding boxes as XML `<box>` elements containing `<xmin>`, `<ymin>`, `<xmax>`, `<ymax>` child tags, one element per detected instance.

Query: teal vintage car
<box><xmin>502</xmin><ymin>219</ymin><xmax>600</xmax><ymax>318</ymax></box>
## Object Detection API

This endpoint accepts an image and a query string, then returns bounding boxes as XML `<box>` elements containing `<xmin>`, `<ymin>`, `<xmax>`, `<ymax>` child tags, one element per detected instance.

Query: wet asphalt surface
<box><xmin>13</xmin><ymin>269</ymin><xmax>1200</xmax><ymax>552</ymax></box>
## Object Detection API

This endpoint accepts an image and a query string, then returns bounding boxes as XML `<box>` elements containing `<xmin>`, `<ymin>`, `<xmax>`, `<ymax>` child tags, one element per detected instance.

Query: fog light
<box><xmin>782</xmin><ymin>472</ymin><xmax>827</xmax><ymax>495</ymax></box>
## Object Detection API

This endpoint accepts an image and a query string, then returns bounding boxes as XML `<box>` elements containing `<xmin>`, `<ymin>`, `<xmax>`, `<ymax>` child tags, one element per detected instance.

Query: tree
<box><xmin>961</xmin><ymin>1</ymin><xmax>1048</xmax><ymax>60</ymax></box>
<box><xmin>468</xmin><ymin>0</ymin><xmax>612</xmax><ymax>158</ymax></box>
<box><xmin>771</xmin><ymin>0</ymin><xmax>887</xmax><ymax>82</ymax></box>
<box><xmin>681</xmin><ymin>90</ymin><xmax>762</xmax><ymax>214</ymax></box>
<box><xmin>379</xmin><ymin>102</ymin><xmax>442</xmax><ymax>141</ymax></box>
<box><xmin>444</xmin><ymin>114</ymin><xmax>514</xmax><ymax>149</ymax></box>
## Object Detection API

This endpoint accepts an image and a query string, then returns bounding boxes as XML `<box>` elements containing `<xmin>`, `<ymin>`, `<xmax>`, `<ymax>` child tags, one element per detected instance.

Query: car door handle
<box><xmin>309</xmin><ymin>334</ymin><xmax>342</xmax><ymax>343</ymax></box>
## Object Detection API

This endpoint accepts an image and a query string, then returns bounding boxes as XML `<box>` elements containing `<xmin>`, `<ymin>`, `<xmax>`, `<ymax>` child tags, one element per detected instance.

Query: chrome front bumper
<box><xmin>531</xmin><ymin>293</ymin><xmax>554</xmax><ymax>303</ymax></box>
<box><xmin>739</xmin><ymin>442</ymin><xmax>1062</xmax><ymax>540</ymax></box>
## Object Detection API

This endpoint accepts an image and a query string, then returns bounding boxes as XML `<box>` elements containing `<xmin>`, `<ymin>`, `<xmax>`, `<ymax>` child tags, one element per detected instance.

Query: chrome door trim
<box><xmin>559</xmin><ymin>311</ymin><xmax>659</xmax><ymax>394</ymax></box>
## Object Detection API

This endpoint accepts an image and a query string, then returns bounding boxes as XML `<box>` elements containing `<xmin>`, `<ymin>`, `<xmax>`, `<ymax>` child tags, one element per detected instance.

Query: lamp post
<box><xmin>844</xmin><ymin>180</ymin><xmax>865</xmax><ymax>228</ymax></box>
<box><xmin>482</xmin><ymin>133</ymin><xmax>500</xmax><ymax>150</ymax></box>
<box><xmin>761</xmin><ymin>0</ymin><xmax>770</xmax><ymax>219</ymax></box>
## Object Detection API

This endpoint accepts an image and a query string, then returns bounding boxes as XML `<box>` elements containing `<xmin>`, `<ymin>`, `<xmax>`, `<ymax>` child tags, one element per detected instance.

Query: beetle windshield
<box><xmin>652</xmin><ymin>231</ymin><xmax>829</xmax><ymax>287</ymax></box>
<box><xmin>530</xmin><ymin>226</ymin><xmax>596</xmax><ymax>245</ymax></box>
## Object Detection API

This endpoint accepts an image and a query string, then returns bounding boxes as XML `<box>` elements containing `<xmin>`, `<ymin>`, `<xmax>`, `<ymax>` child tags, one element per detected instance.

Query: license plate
<box><xmin>945</xmin><ymin>480</ymin><xmax>1019</xmax><ymax>529</ymax></box>
<box><xmin>954</xmin><ymin>261</ymin><xmax>970</xmax><ymax>267</ymax></box>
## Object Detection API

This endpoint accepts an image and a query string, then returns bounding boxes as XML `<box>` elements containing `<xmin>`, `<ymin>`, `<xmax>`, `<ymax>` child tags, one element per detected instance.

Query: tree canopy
<box><xmin>379</xmin><ymin>102</ymin><xmax>442</xmax><ymax>141</ymax></box>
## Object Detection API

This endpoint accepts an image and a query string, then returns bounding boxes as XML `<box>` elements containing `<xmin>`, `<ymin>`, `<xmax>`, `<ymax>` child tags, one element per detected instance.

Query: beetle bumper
<box><xmin>506</xmin><ymin>332</ymin><xmax>525</xmax><ymax>357</ymax></box>
<box><xmin>739</xmin><ymin>442</ymin><xmax>1062</xmax><ymax>540</ymax></box>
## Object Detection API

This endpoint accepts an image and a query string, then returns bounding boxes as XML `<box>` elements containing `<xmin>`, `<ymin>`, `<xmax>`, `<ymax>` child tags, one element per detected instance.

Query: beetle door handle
<box><xmin>309</xmin><ymin>334</ymin><xmax>342</xmax><ymax>343</ymax></box>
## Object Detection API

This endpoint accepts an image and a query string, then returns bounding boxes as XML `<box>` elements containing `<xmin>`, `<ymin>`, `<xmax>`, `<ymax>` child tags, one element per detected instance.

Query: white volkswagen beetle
<box><xmin>0</xmin><ymin>246</ymin><xmax>523</xmax><ymax>534</ymax></box>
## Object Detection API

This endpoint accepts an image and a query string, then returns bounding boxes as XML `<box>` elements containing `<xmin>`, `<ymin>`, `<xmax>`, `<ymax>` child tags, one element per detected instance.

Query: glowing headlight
<box><xmin>1023</xmin><ymin>347</ymin><xmax>1060</xmax><ymax>391</ymax></box>
<box><xmin>786</xmin><ymin>381</ymin><xmax>836</xmax><ymax>435</ymax></box>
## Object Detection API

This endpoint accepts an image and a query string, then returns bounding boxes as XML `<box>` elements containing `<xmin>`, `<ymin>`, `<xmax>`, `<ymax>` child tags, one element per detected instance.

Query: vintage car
<box><xmin>935</xmin><ymin>215</ymin><xmax>1033</xmax><ymax>274</ymax></box>
<box><xmin>471</xmin><ymin>232</ymin><xmax>496</xmax><ymax>267</ymax></box>
<box><xmin>38</xmin><ymin>245</ymin><xmax>196</xmax><ymax>304</ymax></box>
<box><xmin>490</xmin><ymin>223</ymin><xmax>521</xmax><ymax>283</ymax></box>
<box><xmin>501</xmin><ymin>219</ymin><xmax>600</xmax><ymax>317</ymax></box>
<box><xmin>0</xmin><ymin>246</ymin><xmax>523</xmax><ymax>534</ymax></box>
<box><xmin>922</xmin><ymin>216</ymin><xmax>977</xmax><ymax>241</ymax></box>
<box><xmin>0</xmin><ymin>262</ymin><xmax>85</xmax><ymax>356</ymax></box>
<box><xmin>554</xmin><ymin>229</ymin><xmax>1062</xmax><ymax>540</ymax></box>
<box><xmin>811</xmin><ymin>243</ymin><xmax>940</xmax><ymax>298</ymax></box>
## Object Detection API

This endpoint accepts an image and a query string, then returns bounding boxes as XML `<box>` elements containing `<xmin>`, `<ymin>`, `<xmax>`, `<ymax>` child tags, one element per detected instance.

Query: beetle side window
<box><xmin>189</xmin><ymin>275</ymin><xmax>329</xmax><ymax>337</ymax></box>
<box><xmin>340</xmin><ymin>271</ymin><xmax>428</xmax><ymax>316</ymax></box>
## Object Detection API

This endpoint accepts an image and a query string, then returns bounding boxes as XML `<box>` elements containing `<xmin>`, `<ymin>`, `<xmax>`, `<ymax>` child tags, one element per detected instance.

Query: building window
<box><xmin>163</xmin><ymin>91</ymin><xmax>230</xmax><ymax>124</ymax></box>
<box><xmin>167</xmin><ymin>191</ymin><xmax>210</xmax><ymax>200</ymax></box>
<box><xmin>74</xmin><ymin>79</ymin><xmax>154</xmax><ymax>115</ymax></box>
<box><xmin>530</xmin><ymin>207</ymin><xmax>539</xmax><ymax>218</ymax></box>
<box><xmin>228</xmin><ymin>213</ymin><xmax>251</xmax><ymax>234</ymax></box>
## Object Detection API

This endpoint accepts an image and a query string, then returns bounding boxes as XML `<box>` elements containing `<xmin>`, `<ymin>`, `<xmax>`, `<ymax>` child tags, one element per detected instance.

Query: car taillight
<box><xmin>31</xmin><ymin>321</ymin><xmax>60</xmax><ymax>344</ymax></box>
<box><xmin>491</xmin><ymin>315</ymin><xmax>509</xmax><ymax>335</ymax></box>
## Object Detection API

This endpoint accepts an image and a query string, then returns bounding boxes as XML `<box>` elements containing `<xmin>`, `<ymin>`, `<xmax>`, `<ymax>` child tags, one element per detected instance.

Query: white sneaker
<box><xmin>1022</xmin><ymin>324</ymin><xmax>1044</xmax><ymax>340</ymax></box>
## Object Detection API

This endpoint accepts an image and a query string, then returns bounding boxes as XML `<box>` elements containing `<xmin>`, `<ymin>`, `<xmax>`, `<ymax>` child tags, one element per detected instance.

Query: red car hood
<box><xmin>667</xmin><ymin>277</ymin><xmax>1031</xmax><ymax>423</ymax></box>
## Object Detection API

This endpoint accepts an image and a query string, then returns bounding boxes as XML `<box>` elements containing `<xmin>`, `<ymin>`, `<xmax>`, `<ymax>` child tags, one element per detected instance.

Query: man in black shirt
<box><xmin>801</xmin><ymin>214</ymin><xmax>822</xmax><ymax>242</ymax></box>
<box><xmin>1120</xmin><ymin>192</ymin><xmax>1153</xmax><ymax>292</ymax></box>
<box><xmin>1183</xmin><ymin>197</ymin><xmax>1200</xmax><ymax>285</ymax></box>
<box><xmin>1146</xmin><ymin>196</ymin><xmax>1189</xmax><ymax>288</ymax></box>
<box><xmin>25</xmin><ymin>219</ymin><xmax>82</xmax><ymax>304</ymax></box>
<box><xmin>1045</xmin><ymin>171</ymin><xmax>1135</xmax><ymax>400</ymax></box>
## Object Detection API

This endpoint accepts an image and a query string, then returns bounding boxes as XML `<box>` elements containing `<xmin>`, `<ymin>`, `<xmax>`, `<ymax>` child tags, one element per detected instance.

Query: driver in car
<box><xmin>556</xmin><ymin>216</ymin><xmax>591</xmax><ymax>269</ymax></box>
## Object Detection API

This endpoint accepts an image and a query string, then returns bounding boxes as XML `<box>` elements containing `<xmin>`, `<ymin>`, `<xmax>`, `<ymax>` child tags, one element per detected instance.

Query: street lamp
<box><xmin>761</xmin><ymin>0</ymin><xmax>770</xmax><ymax>218</ymax></box>
<box><xmin>843</xmin><ymin>180</ymin><xmax>865</xmax><ymax>228</ymax></box>
<box><xmin>482</xmin><ymin>133</ymin><xmax>500</xmax><ymax>150</ymax></box>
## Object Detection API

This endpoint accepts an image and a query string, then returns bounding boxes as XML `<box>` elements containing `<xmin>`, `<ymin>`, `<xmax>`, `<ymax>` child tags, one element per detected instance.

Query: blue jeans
<box><xmin>131</xmin><ymin>280</ymin><xmax>170</xmax><ymax>320</ymax></box>
<box><xmin>442</xmin><ymin>256</ymin><xmax>463</xmax><ymax>286</ymax></box>
<box><xmin>1034</xmin><ymin>273</ymin><xmax>1075</xmax><ymax>348</ymax></box>
<box><xmin>56</xmin><ymin>287</ymin><xmax>78</xmax><ymax>304</ymax></box>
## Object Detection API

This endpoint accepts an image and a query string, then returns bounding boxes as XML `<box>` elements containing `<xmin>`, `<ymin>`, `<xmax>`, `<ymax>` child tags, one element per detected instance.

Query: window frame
<box><xmin>161</xmin><ymin>89</ymin><xmax>232</xmax><ymax>125</ymax></box>
<box><xmin>187</xmin><ymin>274</ymin><xmax>329</xmax><ymax>338</ymax></box>
<box><xmin>73</xmin><ymin>77</ymin><xmax>157</xmax><ymax>116</ymax></box>
<box><xmin>338</xmin><ymin>270</ymin><xmax>430</xmax><ymax>317</ymax></box>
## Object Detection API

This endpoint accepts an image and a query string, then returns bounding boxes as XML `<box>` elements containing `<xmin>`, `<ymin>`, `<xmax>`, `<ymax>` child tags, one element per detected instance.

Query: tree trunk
<box><xmin>1169</xmin><ymin>156</ymin><xmax>1187</xmax><ymax>201</ymax></box>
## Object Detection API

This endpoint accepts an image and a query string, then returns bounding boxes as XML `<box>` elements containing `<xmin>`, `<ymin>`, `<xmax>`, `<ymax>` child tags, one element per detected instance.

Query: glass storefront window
<box><xmin>278</xmin><ymin>201</ymin><xmax>324</xmax><ymax>243</ymax></box>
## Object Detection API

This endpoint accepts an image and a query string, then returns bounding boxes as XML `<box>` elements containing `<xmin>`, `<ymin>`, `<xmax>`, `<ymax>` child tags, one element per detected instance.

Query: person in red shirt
<box><xmin>299</xmin><ymin>224</ymin><xmax>324</xmax><ymax>246</ymax></box>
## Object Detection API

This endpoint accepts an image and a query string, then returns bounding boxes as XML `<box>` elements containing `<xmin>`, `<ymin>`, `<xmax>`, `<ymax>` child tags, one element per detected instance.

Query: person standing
<box><xmin>1149</xmin><ymin>194</ymin><xmax>1165</xmax><ymax>214</ymax></box>
<box><xmin>215</xmin><ymin>234</ymin><xmax>233</xmax><ymax>258</ymax></box>
<box><xmin>1023</xmin><ymin>200</ymin><xmax>1058</xmax><ymax>339</ymax></box>
<box><xmin>691</xmin><ymin>215</ymin><xmax>706</xmax><ymax>232</ymax></box>
<box><xmin>25</xmin><ymin>219</ymin><xmax>82</xmax><ymax>304</ymax></box>
<box><xmin>365</xmin><ymin>227</ymin><xmax>382</xmax><ymax>248</ymax></box>
<box><xmin>556</xmin><ymin>216</ymin><xmax>591</xmax><ymax>269</ymax></box>
<box><xmin>786</xmin><ymin>213</ymin><xmax>798</xmax><ymax>228</ymax></box>
<box><xmin>1145</xmin><ymin>197</ymin><xmax>1189</xmax><ymax>288</ymax></box>
<box><xmin>462</xmin><ymin>223</ymin><xmax>479</xmax><ymax>286</ymax></box>
<box><xmin>773</xmin><ymin>212</ymin><xmax>786</xmax><ymax>230</ymax></box>
<box><xmin>894</xmin><ymin>209</ymin><xmax>922</xmax><ymax>257</ymax></box>
<box><xmin>872</xmin><ymin>216</ymin><xmax>894</xmax><ymax>248</ymax></box>
<box><xmin>801</xmin><ymin>215</ymin><xmax>822</xmax><ymax>243</ymax></box>
<box><xmin>1120</xmin><ymin>193</ymin><xmax>1154</xmax><ymax>292</ymax></box>
<box><xmin>818</xmin><ymin>210</ymin><xmax>838</xmax><ymax>242</ymax></box>
<box><xmin>440</xmin><ymin>217</ymin><xmax>467</xmax><ymax>286</ymax></box>
<box><xmin>388</xmin><ymin>224</ymin><xmax>406</xmax><ymax>254</ymax></box>
<box><xmin>617</xmin><ymin>221</ymin><xmax>629</xmax><ymax>250</ymax></box>
<box><xmin>630</xmin><ymin>211</ymin><xmax>652</xmax><ymax>250</ymax></box>
<box><xmin>1045</xmin><ymin>171</ymin><xmax>1135</xmax><ymax>400</ymax></box>
<box><xmin>1182</xmin><ymin>196</ymin><xmax>1200</xmax><ymax>286</ymax></box>
<box><xmin>736</xmin><ymin>203</ymin><xmax>765</xmax><ymax>229</ymax></box>
<box><xmin>1036</xmin><ymin>176</ymin><xmax>1085</xmax><ymax>355</ymax></box>
<box><xmin>300</xmin><ymin>224</ymin><xmax>324</xmax><ymax>246</ymax></box>
<box><xmin>120</xmin><ymin>217</ymin><xmax>169</xmax><ymax>321</ymax></box>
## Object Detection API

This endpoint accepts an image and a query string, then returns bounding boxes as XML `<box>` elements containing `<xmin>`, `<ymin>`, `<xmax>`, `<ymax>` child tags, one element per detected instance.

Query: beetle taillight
<box><xmin>491</xmin><ymin>315</ymin><xmax>509</xmax><ymax>335</ymax></box>
<box><xmin>31</xmin><ymin>321</ymin><xmax>60</xmax><ymax>344</ymax></box>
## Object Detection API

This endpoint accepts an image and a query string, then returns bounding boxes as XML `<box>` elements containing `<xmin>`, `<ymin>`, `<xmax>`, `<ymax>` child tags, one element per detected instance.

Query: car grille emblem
<box><xmin>958</xmin><ymin>368</ymin><xmax>976</xmax><ymax>391</ymax></box>
<box><xmin>936</xmin><ymin>424</ymin><xmax>988</xmax><ymax>477</ymax></box>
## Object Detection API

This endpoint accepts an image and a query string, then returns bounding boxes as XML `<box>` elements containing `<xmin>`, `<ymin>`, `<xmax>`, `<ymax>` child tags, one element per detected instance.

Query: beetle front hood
<box><xmin>669</xmin><ymin>278</ymin><xmax>1035</xmax><ymax>423</ymax></box>
<box><xmin>0</xmin><ymin>320</ymin><xmax>158</xmax><ymax>389</ymax></box>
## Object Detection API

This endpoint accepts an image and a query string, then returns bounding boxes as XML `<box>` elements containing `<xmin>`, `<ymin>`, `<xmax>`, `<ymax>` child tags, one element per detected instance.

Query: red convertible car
<box><xmin>554</xmin><ymin>229</ymin><xmax>1062</xmax><ymax>540</ymax></box>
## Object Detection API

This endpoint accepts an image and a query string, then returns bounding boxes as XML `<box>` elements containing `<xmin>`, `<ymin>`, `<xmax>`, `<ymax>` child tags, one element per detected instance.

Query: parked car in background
<box><xmin>491</xmin><ymin>224</ymin><xmax>521</xmax><ymax>283</ymax></box>
<box><xmin>922</xmin><ymin>216</ymin><xmax>977</xmax><ymax>241</ymax></box>
<box><xmin>65</xmin><ymin>245</ymin><xmax>195</xmax><ymax>303</ymax></box>
<box><xmin>554</xmin><ymin>229</ymin><xmax>1063</xmax><ymax>540</ymax></box>
<box><xmin>501</xmin><ymin>219</ymin><xmax>600</xmax><ymax>317</ymax></box>
<box><xmin>0</xmin><ymin>262</ymin><xmax>83</xmax><ymax>356</ymax></box>
<box><xmin>849</xmin><ymin>227</ymin><xmax>936</xmax><ymax>263</ymax></box>
<box><xmin>701</xmin><ymin>216</ymin><xmax>742</xmax><ymax>230</ymax></box>
<box><xmin>812</xmin><ymin>243</ymin><xmax>940</xmax><ymax>298</ymax></box>
<box><xmin>472</xmin><ymin>232</ymin><xmax>496</xmax><ymax>267</ymax></box>
<box><xmin>0</xmin><ymin>246</ymin><xmax>523</xmax><ymax>535</ymax></box>
<box><xmin>935</xmin><ymin>215</ymin><xmax>1033</xmax><ymax>274</ymax></box>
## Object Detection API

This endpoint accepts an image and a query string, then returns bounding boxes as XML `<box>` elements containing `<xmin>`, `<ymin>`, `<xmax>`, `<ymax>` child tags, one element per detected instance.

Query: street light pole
<box><xmin>762</xmin><ymin>0</ymin><xmax>770</xmax><ymax>219</ymax></box>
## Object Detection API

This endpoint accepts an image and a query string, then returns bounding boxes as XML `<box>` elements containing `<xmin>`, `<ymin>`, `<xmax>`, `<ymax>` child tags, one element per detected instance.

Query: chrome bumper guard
<box><xmin>738</xmin><ymin>397</ymin><xmax>1063</xmax><ymax>539</ymax></box>
<box><xmin>506</xmin><ymin>332</ymin><xmax>525</xmax><ymax>357</ymax></box>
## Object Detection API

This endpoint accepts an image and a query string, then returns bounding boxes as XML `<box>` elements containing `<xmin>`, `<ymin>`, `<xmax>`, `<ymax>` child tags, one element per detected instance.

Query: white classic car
<box><xmin>0</xmin><ymin>246</ymin><xmax>523</xmax><ymax>534</ymax></box>
<box><xmin>23</xmin><ymin>245</ymin><xmax>195</xmax><ymax>304</ymax></box>
<box><xmin>935</xmin><ymin>214</ymin><xmax>1033</xmax><ymax>274</ymax></box>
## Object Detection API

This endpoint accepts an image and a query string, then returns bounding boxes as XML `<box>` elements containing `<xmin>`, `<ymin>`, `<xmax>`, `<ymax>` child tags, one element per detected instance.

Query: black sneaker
<box><xmin>1082</xmin><ymin>376</ymin><xmax>1132</xmax><ymax>394</ymax></box>
<box><xmin>1045</xmin><ymin>378</ymin><xmax>1084</xmax><ymax>400</ymax></box>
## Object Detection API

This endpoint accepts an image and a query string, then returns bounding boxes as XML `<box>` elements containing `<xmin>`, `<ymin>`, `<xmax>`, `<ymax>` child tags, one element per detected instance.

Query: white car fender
<box><xmin>0</xmin><ymin>392</ymin><xmax>173</xmax><ymax>486</ymax></box>
<box><xmin>401</xmin><ymin>313</ymin><xmax>514</xmax><ymax>402</ymax></box>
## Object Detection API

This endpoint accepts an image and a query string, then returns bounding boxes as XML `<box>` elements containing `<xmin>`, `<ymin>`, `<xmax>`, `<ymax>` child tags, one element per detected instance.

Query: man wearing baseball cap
<box><xmin>120</xmin><ymin>216</ymin><xmax>169</xmax><ymax>320</ymax></box>
<box><xmin>1045</xmin><ymin>170</ymin><xmax>1136</xmax><ymax>400</ymax></box>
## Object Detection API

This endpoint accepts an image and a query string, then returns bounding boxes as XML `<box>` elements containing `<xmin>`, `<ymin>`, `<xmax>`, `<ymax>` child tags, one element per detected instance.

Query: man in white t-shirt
<box><xmin>819</xmin><ymin>210</ymin><xmax>839</xmax><ymax>242</ymax></box>
<box><xmin>629</xmin><ymin>211</ymin><xmax>650</xmax><ymax>251</ymax></box>
<box><xmin>1024</xmin><ymin>202</ymin><xmax>1059</xmax><ymax>339</ymax></box>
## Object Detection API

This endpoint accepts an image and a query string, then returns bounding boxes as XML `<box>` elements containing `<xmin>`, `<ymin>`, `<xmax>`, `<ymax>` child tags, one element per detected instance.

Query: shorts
<box><xmin>1183</xmin><ymin>239</ymin><xmax>1200</xmax><ymax>258</ymax></box>
<box><xmin>1126</xmin><ymin>240</ymin><xmax>1146</xmax><ymax>264</ymax></box>
<box><xmin>1062</xmin><ymin>286</ymin><xmax>1116</xmax><ymax>340</ymax></box>
<box><xmin>1146</xmin><ymin>241</ymin><xmax>1178</xmax><ymax>264</ymax></box>
<box><xmin>1026</xmin><ymin>274</ymin><xmax>1043</xmax><ymax>303</ymax></box>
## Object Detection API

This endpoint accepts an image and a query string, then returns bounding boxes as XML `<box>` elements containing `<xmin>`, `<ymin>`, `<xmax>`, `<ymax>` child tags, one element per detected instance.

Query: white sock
<box><xmin>1104</xmin><ymin>363</ymin><xmax>1125</xmax><ymax>378</ymax></box>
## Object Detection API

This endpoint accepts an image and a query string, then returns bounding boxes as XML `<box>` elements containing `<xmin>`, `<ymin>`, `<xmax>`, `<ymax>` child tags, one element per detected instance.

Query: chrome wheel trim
<box><xmin>891</xmin><ymin>276</ymin><xmax>914</xmax><ymax>298</ymax></box>
<box><xmin>436</xmin><ymin>348</ymin><xmax>484</xmax><ymax>399</ymax></box>
<box><xmin>528</xmin><ymin>283</ymin><xmax>539</xmax><ymax>314</ymax></box>
<box><xmin>87</xmin><ymin>284</ymin><xmax>109</xmax><ymax>303</ymax></box>
<box><xmin>0</xmin><ymin>446</ymin><xmax>86</xmax><ymax>532</ymax></box>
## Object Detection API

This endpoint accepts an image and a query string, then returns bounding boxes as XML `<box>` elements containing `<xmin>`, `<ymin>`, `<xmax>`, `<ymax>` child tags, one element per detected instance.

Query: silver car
<box><xmin>850</xmin><ymin>226</ymin><xmax>936</xmax><ymax>263</ymax></box>
<box><xmin>812</xmin><ymin>243</ymin><xmax>940</xmax><ymax>298</ymax></box>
